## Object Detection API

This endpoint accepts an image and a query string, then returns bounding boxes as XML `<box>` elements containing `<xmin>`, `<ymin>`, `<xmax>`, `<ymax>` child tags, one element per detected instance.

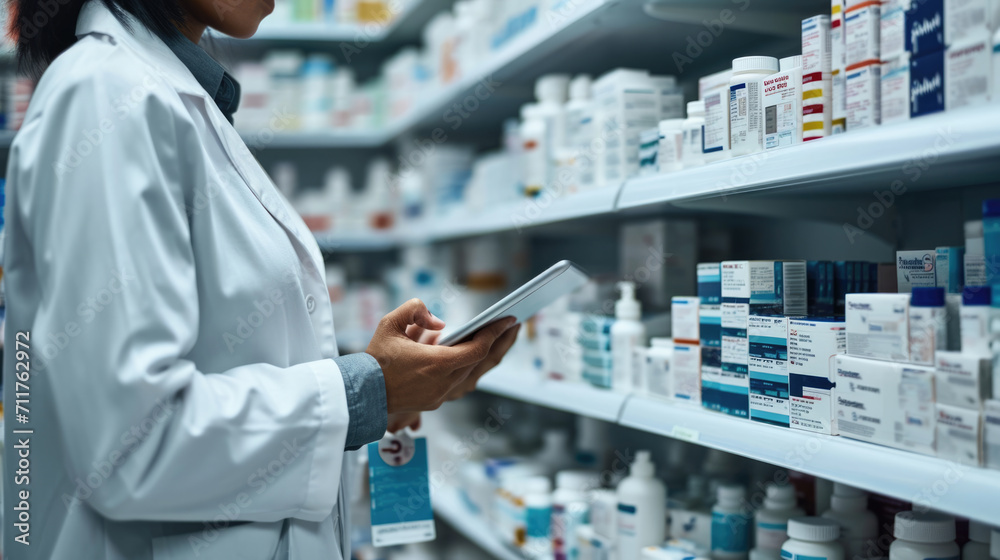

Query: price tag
<box><xmin>671</xmin><ymin>425</ymin><xmax>700</xmax><ymax>443</ymax></box>
<box><xmin>367</xmin><ymin>433</ymin><xmax>435</xmax><ymax>547</ymax></box>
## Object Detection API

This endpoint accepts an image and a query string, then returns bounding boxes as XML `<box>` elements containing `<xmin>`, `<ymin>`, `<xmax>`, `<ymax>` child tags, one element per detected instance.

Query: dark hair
<box><xmin>9</xmin><ymin>0</ymin><xmax>184</xmax><ymax>78</ymax></box>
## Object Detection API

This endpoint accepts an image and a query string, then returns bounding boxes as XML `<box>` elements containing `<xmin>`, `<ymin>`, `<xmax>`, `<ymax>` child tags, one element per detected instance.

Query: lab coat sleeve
<box><xmin>9</xmin><ymin>62</ymin><xmax>351</xmax><ymax>523</ymax></box>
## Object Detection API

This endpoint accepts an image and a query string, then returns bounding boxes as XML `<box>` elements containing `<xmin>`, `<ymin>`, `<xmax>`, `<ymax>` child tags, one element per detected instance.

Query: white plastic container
<box><xmin>658</xmin><ymin>119</ymin><xmax>685</xmax><ymax>173</ymax></box>
<box><xmin>682</xmin><ymin>100</ymin><xmax>707</xmax><ymax>168</ymax></box>
<box><xmin>781</xmin><ymin>517</ymin><xmax>845</xmax><ymax>560</ymax></box>
<box><xmin>963</xmin><ymin>521</ymin><xmax>992</xmax><ymax>560</ymax></box>
<box><xmin>821</xmin><ymin>483</ymin><xmax>878</xmax><ymax>560</ymax></box>
<box><xmin>763</xmin><ymin>56</ymin><xmax>804</xmax><ymax>150</ymax></box>
<box><xmin>889</xmin><ymin>511</ymin><xmax>959</xmax><ymax>560</ymax></box>
<box><xmin>729</xmin><ymin>56</ymin><xmax>780</xmax><ymax>156</ymax></box>
<box><xmin>612</xmin><ymin>281</ymin><xmax>646</xmax><ymax>394</ymax></box>
<box><xmin>961</xmin><ymin>286</ymin><xmax>994</xmax><ymax>357</ymax></box>
<box><xmin>525</xmin><ymin>491</ymin><xmax>554</xmax><ymax>558</ymax></box>
<box><xmin>712</xmin><ymin>484</ymin><xmax>751</xmax><ymax>560</ymax></box>
<box><xmin>553</xmin><ymin>471</ymin><xmax>600</xmax><ymax>560</ymax></box>
<box><xmin>909</xmin><ymin>287</ymin><xmax>947</xmax><ymax>366</ymax></box>
<box><xmin>521</xmin><ymin>103</ymin><xmax>549</xmax><ymax>197</ymax></box>
<box><xmin>617</xmin><ymin>450</ymin><xmax>667</xmax><ymax>560</ymax></box>
<box><xmin>565</xmin><ymin>75</ymin><xmax>597</xmax><ymax>190</ymax></box>
<box><xmin>754</xmin><ymin>484</ymin><xmax>805</xmax><ymax>554</ymax></box>
<box><xmin>646</xmin><ymin>338</ymin><xmax>675</xmax><ymax>400</ymax></box>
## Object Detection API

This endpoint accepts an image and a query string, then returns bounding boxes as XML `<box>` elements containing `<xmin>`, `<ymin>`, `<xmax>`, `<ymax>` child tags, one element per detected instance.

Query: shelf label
<box><xmin>671</xmin><ymin>425</ymin><xmax>700</xmax><ymax>443</ymax></box>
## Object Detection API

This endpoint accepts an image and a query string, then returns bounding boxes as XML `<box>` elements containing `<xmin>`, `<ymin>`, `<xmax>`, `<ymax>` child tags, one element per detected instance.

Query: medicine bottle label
<box><xmin>617</xmin><ymin>503</ymin><xmax>641</xmax><ymax>556</ymax></box>
<box><xmin>526</xmin><ymin>505</ymin><xmax>553</xmax><ymax>539</ymax></box>
<box><xmin>756</xmin><ymin>521</ymin><xmax>789</xmax><ymax>550</ymax></box>
<box><xmin>781</xmin><ymin>549</ymin><xmax>830</xmax><ymax>560</ymax></box>
<box><xmin>729</xmin><ymin>84</ymin><xmax>751</xmax><ymax>148</ymax></box>
<box><xmin>712</xmin><ymin>511</ymin><xmax>751</xmax><ymax>553</ymax></box>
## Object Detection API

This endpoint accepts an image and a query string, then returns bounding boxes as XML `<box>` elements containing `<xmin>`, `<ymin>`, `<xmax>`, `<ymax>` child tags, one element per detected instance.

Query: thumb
<box><xmin>383</xmin><ymin>299</ymin><xmax>445</xmax><ymax>334</ymax></box>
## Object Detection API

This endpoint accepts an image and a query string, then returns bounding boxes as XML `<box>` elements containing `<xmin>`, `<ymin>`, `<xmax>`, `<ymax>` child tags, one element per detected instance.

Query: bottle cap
<box><xmin>687</xmin><ymin>100</ymin><xmax>705</xmax><ymax>117</ymax></box>
<box><xmin>732</xmin><ymin>56</ymin><xmax>779</xmax><ymax>74</ymax></box>
<box><xmin>716</xmin><ymin>484</ymin><xmax>745</xmax><ymax>507</ymax></box>
<box><xmin>764</xmin><ymin>484</ymin><xmax>798</xmax><ymax>509</ymax></box>
<box><xmin>523</xmin><ymin>475</ymin><xmax>552</xmax><ymax>495</ymax></box>
<box><xmin>893</xmin><ymin>511</ymin><xmax>956</xmax><ymax>543</ymax></box>
<box><xmin>616</xmin><ymin>281</ymin><xmax>641</xmax><ymax>320</ymax></box>
<box><xmin>962</xmin><ymin>286</ymin><xmax>991</xmax><ymax>306</ymax></box>
<box><xmin>779</xmin><ymin>55</ymin><xmax>803</xmax><ymax>71</ymax></box>
<box><xmin>659</xmin><ymin>118</ymin><xmax>686</xmax><ymax>132</ymax></box>
<box><xmin>982</xmin><ymin>199</ymin><xmax>1000</xmax><ymax>218</ymax></box>
<box><xmin>787</xmin><ymin>517</ymin><xmax>840</xmax><ymax>542</ymax></box>
<box><xmin>630</xmin><ymin>450</ymin><xmax>655</xmax><ymax>478</ymax></box>
<box><xmin>911</xmin><ymin>286</ymin><xmax>945</xmax><ymax>307</ymax></box>
<box><xmin>968</xmin><ymin>520</ymin><xmax>991</xmax><ymax>544</ymax></box>
<box><xmin>569</xmin><ymin>75</ymin><xmax>592</xmax><ymax>101</ymax></box>
<box><xmin>535</xmin><ymin>74</ymin><xmax>571</xmax><ymax>104</ymax></box>
<box><xmin>556</xmin><ymin>470</ymin><xmax>600</xmax><ymax>493</ymax></box>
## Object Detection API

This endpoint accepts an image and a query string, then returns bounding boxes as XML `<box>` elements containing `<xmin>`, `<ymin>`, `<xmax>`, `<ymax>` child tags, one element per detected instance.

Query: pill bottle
<box><xmin>821</xmin><ymin>482</ymin><xmax>877</xmax><ymax>560</ymax></box>
<box><xmin>682</xmin><ymin>101</ymin><xmax>706</xmax><ymax>168</ymax></box>
<box><xmin>781</xmin><ymin>517</ymin><xmax>844</xmax><ymax>560</ymax></box>
<box><xmin>909</xmin><ymin>287</ymin><xmax>947</xmax><ymax>366</ymax></box>
<box><xmin>729</xmin><ymin>56</ymin><xmax>779</xmax><ymax>156</ymax></box>
<box><xmin>889</xmin><ymin>511</ymin><xmax>959</xmax><ymax>560</ymax></box>
<box><xmin>645</xmin><ymin>338</ymin><xmax>674</xmax><ymax>400</ymax></box>
<box><xmin>963</xmin><ymin>521</ymin><xmax>992</xmax><ymax>560</ymax></box>
<box><xmin>762</xmin><ymin>56</ymin><xmax>804</xmax><ymax>150</ymax></box>
<box><xmin>960</xmin><ymin>286</ymin><xmax>992</xmax><ymax>357</ymax></box>
<box><xmin>712</xmin><ymin>484</ymin><xmax>751</xmax><ymax>560</ymax></box>
<box><xmin>617</xmin><ymin>450</ymin><xmax>667</xmax><ymax>560</ymax></box>
<box><xmin>552</xmin><ymin>471</ymin><xmax>599</xmax><ymax>560</ymax></box>
<box><xmin>658</xmin><ymin>119</ymin><xmax>685</xmax><ymax>173</ymax></box>
<box><xmin>754</xmin><ymin>484</ymin><xmax>805</xmax><ymax>554</ymax></box>
<box><xmin>525</xmin><ymin>490</ymin><xmax>554</xmax><ymax>558</ymax></box>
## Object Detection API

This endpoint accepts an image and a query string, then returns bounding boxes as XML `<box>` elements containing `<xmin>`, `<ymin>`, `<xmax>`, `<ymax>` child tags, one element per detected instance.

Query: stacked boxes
<box><xmin>748</xmin><ymin>315</ymin><xmax>792</xmax><ymax>427</ymax></box>
<box><xmin>845</xmin><ymin>0</ymin><xmax>882</xmax><ymax>129</ymax></box>
<box><xmin>697</xmin><ymin>263</ymin><xmax>723</xmax><ymax>410</ymax></box>
<box><xmin>580</xmin><ymin>315</ymin><xmax>615</xmax><ymax>388</ymax></box>
<box><xmin>789</xmin><ymin>317</ymin><xmax>847</xmax><ymax>434</ymax></box>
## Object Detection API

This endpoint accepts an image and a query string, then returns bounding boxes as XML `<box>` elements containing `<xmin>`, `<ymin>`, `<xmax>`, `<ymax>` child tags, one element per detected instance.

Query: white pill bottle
<box><xmin>889</xmin><ymin>511</ymin><xmax>959</xmax><ymax>560</ymax></box>
<box><xmin>780</xmin><ymin>517</ymin><xmax>845</xmax><ymax>560</ymax></box>
<box><xmin>729</xmin><ymin>56</ymin><xmax>779</xmax><ymax>157</ymax></box>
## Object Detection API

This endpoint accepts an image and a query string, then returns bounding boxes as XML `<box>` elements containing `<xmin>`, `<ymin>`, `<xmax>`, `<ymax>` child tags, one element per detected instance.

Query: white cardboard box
<box><xmin>846</xmin><ymin>293</ymin><xmax>911</xmax><ymax>362</ymax></box>
<box><xmin>935</xmin><ymin>351</ymin><xmax>991</xmax><ymax>409</ymax></box>
<box><xmin>789</xmin><ymin>318</ymin><xmax>847</xmax><ymax>434</ymax></box>
<box><xmin>936</xmin><ymin>403</ymin><xmax>982</xmax><ymax>466</ymax></box>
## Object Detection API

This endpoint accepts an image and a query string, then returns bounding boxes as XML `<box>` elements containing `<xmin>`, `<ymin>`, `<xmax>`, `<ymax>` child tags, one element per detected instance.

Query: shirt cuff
<box><xmin>335</xmin><ymin>353</ymin><xmax>388</xmax><ymax>451</ymax></box>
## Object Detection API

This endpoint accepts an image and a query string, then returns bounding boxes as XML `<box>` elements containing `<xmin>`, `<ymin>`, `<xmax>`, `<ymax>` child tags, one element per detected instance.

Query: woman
<box><xmin>3</xmin><ymin>0</ymin><xmax>520</xmax><ymax>558</ymax></box>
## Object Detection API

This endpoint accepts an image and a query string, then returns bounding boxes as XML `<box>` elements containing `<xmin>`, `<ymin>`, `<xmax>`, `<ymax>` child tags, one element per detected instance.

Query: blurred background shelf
<box><xmin>433</xmin><ymin>485</ymin><xmax>524</xmax><ymax>560</ymax></box>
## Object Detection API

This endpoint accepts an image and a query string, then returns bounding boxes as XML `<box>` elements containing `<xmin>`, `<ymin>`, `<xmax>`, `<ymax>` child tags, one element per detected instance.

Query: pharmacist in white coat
<box><xmin>2</xmin><ymin>1</ymin><xmax>520</xmax><ymax>558</ymax></box>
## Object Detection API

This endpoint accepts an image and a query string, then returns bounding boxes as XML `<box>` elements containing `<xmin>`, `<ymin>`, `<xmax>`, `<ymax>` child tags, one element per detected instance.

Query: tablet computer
<box><xmin>437</xmin><ymin>260</ymin><xmax>589</xmax><ymax>347</ymax></box>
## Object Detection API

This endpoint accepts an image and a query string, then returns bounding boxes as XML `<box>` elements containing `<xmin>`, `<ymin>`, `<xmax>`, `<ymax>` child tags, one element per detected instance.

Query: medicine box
<box><xmin>985</xmin><ymin>400</ymin><xmax>1000</xmax><ymax>471</ymax></box>
<box><xmin>763</xmin><ymin>66</ymin><xmax>804</xmax><ymax>150</ymax></box>
<box><xmin>910</xmin><ymin>49</ymin><xmax>946</xmax><ymax>117</ymax></box>
<box><xmin>698</xmin><ymin>263</ymin><xmax>722</xmax><ymax>306</ymax></box>
<box><xmin>621</xmin><ymin>220</ymin><xmax>697</xmax><ymax>308</ymax></box>
<box><xmin>702</xmin><ymin>89</ymin><xmax>731</xmax><ymax>160</ymax></box>
<box><xmin>935</xmin><ymin>246</ymin><xmax>965</xmax><ymax>293</ymax></box>
<box><xmin>936</xmin><ymin>403</ymin><xmax>982</xmax><ymax>466</ymax></box>
<box><xmin>845</xmin><ymin>0</ymin><xmax>881</xmax><ymax>67</ymax></box>
<box><xmin>700</xmin><ymin>306</ymin><xmax>722</xmax><ymax>390</ymax></box>
<box><xmin>807</xmin><ymin>261</ymin><xmax>836</xmax><ymax>317</ymax></box>
<box><xmin>593</xmin><ymin>69</ymin><xmax>660</xmax><ymax>185</ymax></box>
<box><xmin>673</xmin><ymin>342</ymin><xmax>701</xmax><ymax>404</ymax></box>
<box><xmin>789</xmin><ymin>317</ymin><xmax>847</xmax><ymax>435</ymax></box>
<box><xmin>845</xmin><ymin>293</ymin><xmax>911</xmax><ymax>362</ymax></box>
<box><xmin>944</xmin><ymin>35</ymin><xmax>993</xmax><ymax>111</ymax></box>
<box><xmin>882</xmin><ymin>0</ymin><xmax>911</xmax><ymax>61</ymax></box>
<box><xmin>835</xmin><ymin>355</ymin><xmax>936</xmax><ymax>455</ymax></box>
<box><xmin>748</xmin><ymin>315</ymin><xmax>791</xmax><ymax>428</ymax></box>
<box><xmin>881</xmin><ymin>54</ymin><xmax>912</xmax><ymax>124</ymax></box>
<box><xmin>846</xmin><ymin>62</ymin><xmax>881</xmax><ymax>130</ymax></box>
<box><xmin>896</xmin><ymin>249</ymin><xmax>938</xmax><ymax>293</ymax></box>
<box><xmin>672</xmin><ymin>297</ymin><xmax>701</xmax><ymax>345</ymax></box>
<box><xmin>802</xmin><ymin>15</ymin><xmax>833</xmax><ymax>82</ymax></box>
<box><xmin>909</xmin><ymin>0</ymin><xmax>945</xmax><ymax>56</ymax></box>
<box><xmin>935</xmin><ymin>351</ymin><xmax>991</xmax><ymax>409</ymax></box>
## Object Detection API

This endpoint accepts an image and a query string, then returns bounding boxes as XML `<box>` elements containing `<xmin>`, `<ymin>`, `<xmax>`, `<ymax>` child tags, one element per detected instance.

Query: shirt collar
<box><xmin>156</xmin><ymin>30</ymin><xmax>241</xmax><ymax>123</ymax></box>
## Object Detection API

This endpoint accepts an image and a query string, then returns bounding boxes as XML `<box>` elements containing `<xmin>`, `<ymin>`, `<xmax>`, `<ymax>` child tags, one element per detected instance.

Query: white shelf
<box><xmin>433</xmin><ymin>485</ymin><xmax>524</xmax><ymax>560</ymax></box>
<box><xmin>617</xmin><ymin>106</ymin><xmax>1000</xmax><ymax>211</ymax></box>
<box><xmin>476</xmin><ymin>353</ymin><xmax>629</xmax><ymax>423</ymax></box>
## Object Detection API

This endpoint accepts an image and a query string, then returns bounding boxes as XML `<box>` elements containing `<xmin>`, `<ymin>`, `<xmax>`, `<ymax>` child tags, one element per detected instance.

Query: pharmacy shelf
<box><xmin>617</xmin><ymin>105</ymin><xmax>1000</xmax><ymax>212</ymax></box>
<box><xmin>476</xmin><ymin>353</ymin><xmax>628</xmax><ymax>423</ymax></box>
<box><xmin>433</xmin><ymin>485</ymin><xmax>524</xmax><ymax>560</ymax></box>
<box><xmin>242</xmin><ymin>129</ymin><xmax>389</xmax><ymax>149</ymax></box>
<box><xmin>625</xmin><ymin>395</ymin><xmax>1000</xmax><ymax>525</ymax></box>
<box><xmin>314</xmin><ymin>229</ymin><xmax>402</xmax><ymax>252</ymax></box>
<box><xmin>209</xmin><ymin>0</ymin><xmax>451</xmax><ymax>43</ymax></box>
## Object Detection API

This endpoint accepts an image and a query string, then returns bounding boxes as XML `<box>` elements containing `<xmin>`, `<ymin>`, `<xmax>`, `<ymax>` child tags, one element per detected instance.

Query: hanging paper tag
<box><xmin>367</xmin><ymin>432</ymin><xmax>435</xmax><ymax>547</ymax></box>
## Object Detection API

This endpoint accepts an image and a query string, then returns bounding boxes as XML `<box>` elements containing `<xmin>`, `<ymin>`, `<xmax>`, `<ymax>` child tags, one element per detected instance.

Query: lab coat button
<box><xmin>305</xmin><ymin>294</ymin><xmax>317</xmax><ymax>314</ymax></box>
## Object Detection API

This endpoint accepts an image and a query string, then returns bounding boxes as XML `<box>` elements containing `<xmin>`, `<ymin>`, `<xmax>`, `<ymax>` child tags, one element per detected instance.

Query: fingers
<box><xmin>419</xmin><ymin>330</ymin><xmax>441</xmax><ymax>345</ymax></box>
<box><xmin>468</xmin><ymin>323</ymin><xmax>521</xmax><ymax>382</ymax></box>
<box><xmin>405</xmin><ymin>323</ymin><xmax>425</xmax><ymax>342</ymax></box>
<box><xmin>383</xmin><ymin>299</ymin><xmax>445</xmax><ymax>334</ymax></box>
<box><xmin>443</xmin><ymin>317</ymin><xmax>517</xmax><ymax>370</ymax></box>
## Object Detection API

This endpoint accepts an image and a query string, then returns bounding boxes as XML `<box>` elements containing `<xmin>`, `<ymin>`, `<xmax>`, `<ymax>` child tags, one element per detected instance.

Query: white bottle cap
<box><xmin>556</xmin><ymin>470</ymin><xmax>600</xmax><ymax>492</ymax></box>
<box><xmin>687</xmin><ymin>100</ymin><xmax>705</xmax><ymax>117</ymax></box>
<box><xmin>968</xmin><ymin>521</ymin><xmax>991</xmax><ymax>544</ymax></box>
<box><xmin>536</xmin><ymin>74</ymin><xmax>571</xmax><ymax>104</ymax></box>
<box><xmin>780</xmin><ymin>55</ymin><xmax>803</xmax><ymax>71</ymax></box>
<box><xmin>651</xmin><ymin>337</ymin><xmax>673</xmax><ymax>347</ymax></box>
<box><xmin>659</xmin><ymin>118</ymin><xmax>686</xmax><ymax>133</ymax></box>
<box><xmin>523</xmin><ymin>475</ymin><xmax>552</xmax><ymax>495</ymax></box>
<box><xmin>893</xmin><ymin>511</ymin><xmax>956</xmax><ymax>543</ymax></box>
<box><xmin>525</xmin><ymin>492</ymin><xmax>552</xmax><ymax>508</ymax></box>
<box><xmin>569</xmin><ymin>75</ymin><xmax>592</xmax><ymax>101</ymax></box>
<box><xmin>732</xmin><ymin>56</ymin><xmax>779</xmax><ymax>74</ymax></box>
<box><xmin>716</xmin><ymin>484</ymin><xmax>745</xmax><ymax>508</ymax></box>
<box><xmin>630</xmin><ymin>450</ymin><xmax>656</xmax><ymax>478</ymax></box>
<box><xmin>764</xmin><ymin>484</ymin><xmax>798</xmax><ymax>509</ymax></box>
<box><xmin>787</xmin><ymin>517</ymin><xmax>841</xmax><ymax>542</ymax></box>
<box><xmin>616</xmin><ymin>281</ymin><xmax>641</xmax><ymax>320</ymax></box>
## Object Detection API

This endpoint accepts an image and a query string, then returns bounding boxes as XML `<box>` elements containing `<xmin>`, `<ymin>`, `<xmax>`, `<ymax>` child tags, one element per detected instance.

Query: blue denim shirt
<box><xmin>158</xmin><ymin>31</ymin><xmax>240</xmax><ymax>123</ymax></box>
<box><xmin>334</xmin><ymin>353</ymin><xmax>389</xmax><ymax>450</ymax></box>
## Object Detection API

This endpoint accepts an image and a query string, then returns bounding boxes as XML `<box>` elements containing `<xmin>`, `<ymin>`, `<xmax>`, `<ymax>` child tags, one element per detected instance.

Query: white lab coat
<box><xmin>3</xmin><ymin>2</ymin><xmax>355</xmax><ymax>558</ymax></box>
